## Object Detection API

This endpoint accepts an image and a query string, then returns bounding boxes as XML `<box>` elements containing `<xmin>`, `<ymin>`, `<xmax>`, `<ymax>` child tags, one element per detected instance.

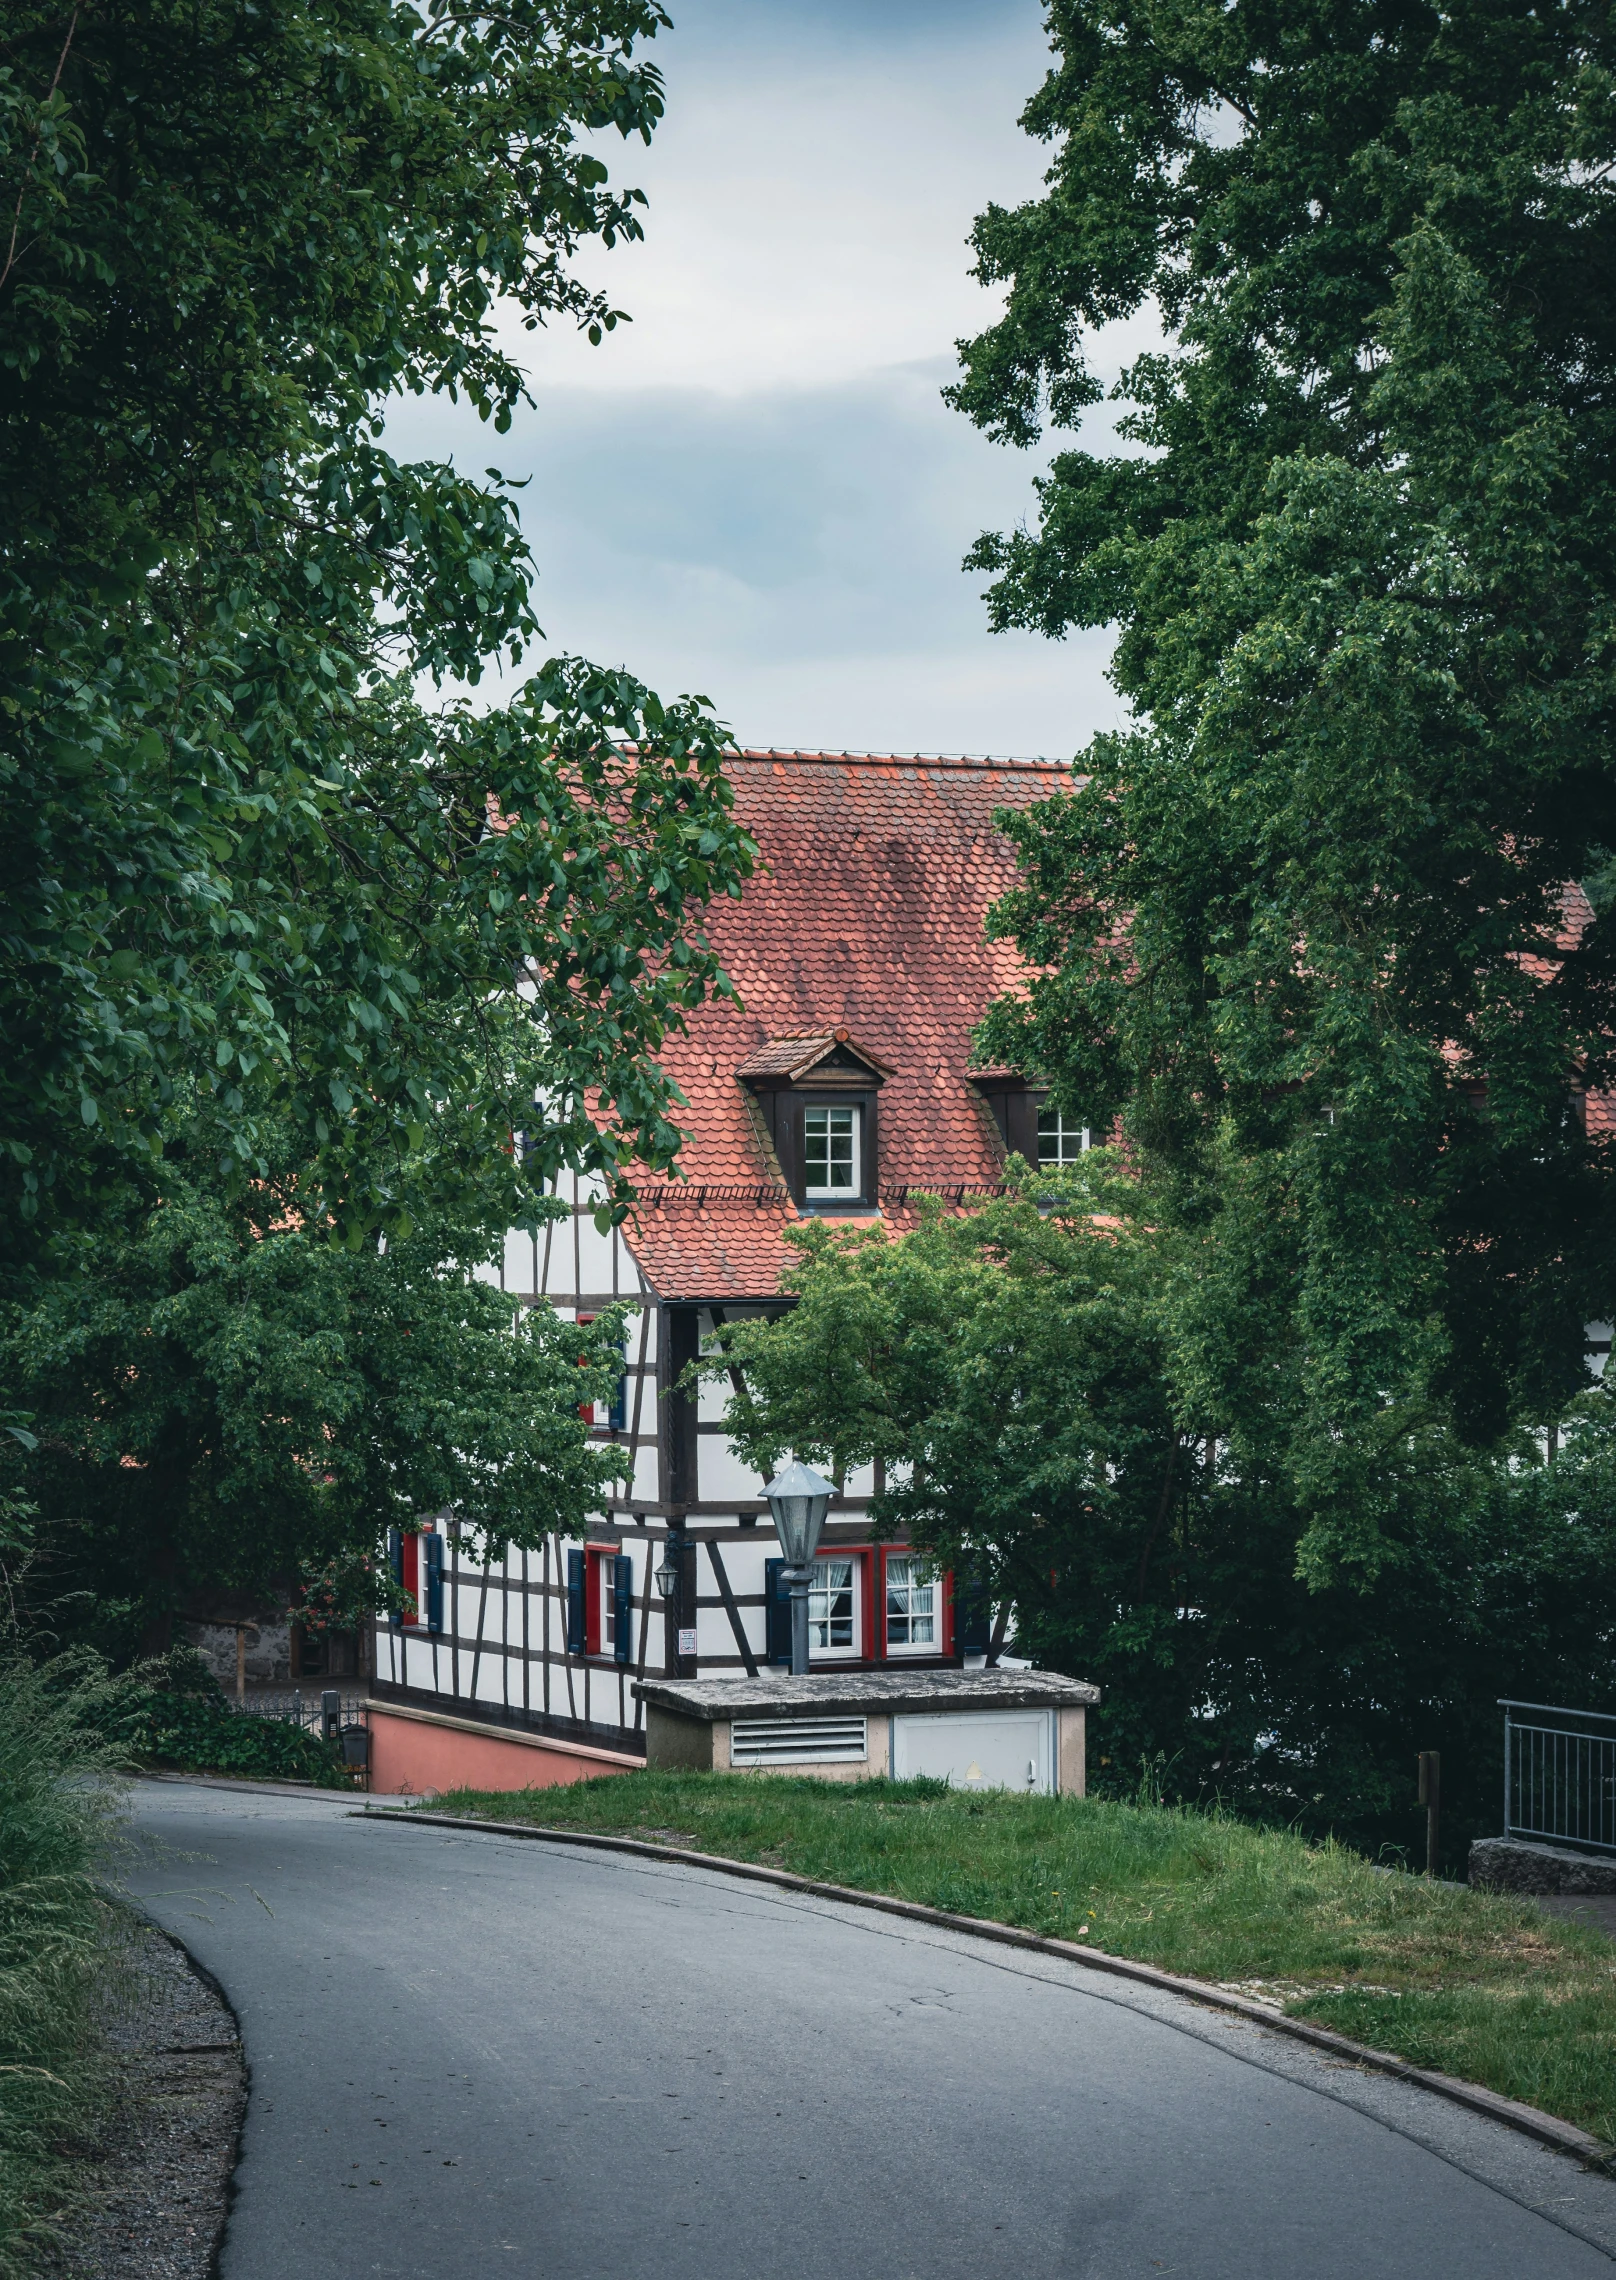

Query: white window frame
<box><xmin>883</xmin><ymin>1552</ymin><xmax>940</xmax><ymax>1656</ymax></box>
<box><xmin>1037</xmin><ymin>1107</ymin><xmax>1089</xmax><ymax>1165</ymax></box>
<box><xmin>803</xmin><ymin>1104</ymin><xmax>862</xmax><ymax>1200</ymax></box>
<box><xmin>808</xmin><ymin>1551</ymin><xmax>862</xmax><ymax>1660</ymax></box>
<box><xmin>599</xmin><ymin>1550</ymin><xmax>633</xmax><ymax>1655</ymax></box>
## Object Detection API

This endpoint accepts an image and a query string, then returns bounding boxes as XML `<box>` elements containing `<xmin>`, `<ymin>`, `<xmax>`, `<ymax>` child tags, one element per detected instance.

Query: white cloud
<box><xmin>517</xmin><ymin>0</ymin><xmax>1056</xmax><ymax>398</ymax></box>
<box><xmin>393</xmin><ymin>0</ymin><xmax>1156</xmax><ymax>755</ymax></box>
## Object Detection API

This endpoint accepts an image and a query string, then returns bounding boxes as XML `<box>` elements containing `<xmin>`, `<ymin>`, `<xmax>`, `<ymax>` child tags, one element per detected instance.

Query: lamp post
<box><xmin>655</xmin><ymin>1535</ymin><xmax>684</xmax><ymax>1673</ymax></box>
<box><xmin>762</xmin><ymin>1459</ymin><xmax>835</xmax><ymax>1677</ymax></box>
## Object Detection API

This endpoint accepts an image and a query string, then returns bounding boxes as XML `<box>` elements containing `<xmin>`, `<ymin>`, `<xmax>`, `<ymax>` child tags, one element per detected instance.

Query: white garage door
<box><xmin>891</xmin><ymin>1710</ymin><xmax>1054</xmax><ymax>1795</ymax></box>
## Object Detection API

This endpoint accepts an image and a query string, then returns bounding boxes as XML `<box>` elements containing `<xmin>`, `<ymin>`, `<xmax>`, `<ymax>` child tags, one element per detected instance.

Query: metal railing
<box><xmin>227</xmin><ymin>1690</ymin><xmax>367</xmax><ymax>1733</ymax></box>
<box><xmin>1501</xmin><ymin>1699</ymin><xmax>1616</xmax><ymax>1856</ymax></box>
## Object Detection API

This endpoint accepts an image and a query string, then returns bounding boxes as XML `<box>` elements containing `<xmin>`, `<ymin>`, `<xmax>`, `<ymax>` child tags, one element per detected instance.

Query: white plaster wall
<box><xmin>698</xmin><ymin>1439</ymin><xmax>770</xmax><ymax>1504</ymax></box>
<box><xmin>710</xmin><ymin>1534</ymin><xmax>773</xmax><ymax>1599</ymax></box>
<box><xmin>697</xmin><ymin>1599</ymin><xmax>754</xmax><ymax>1662</ymax></box>
<box><xmin>576</xmin><ymin>1211</ymin><xmax>622</xmax><ymax>1295</ymax></box>
<box><xmin>502</xmin><ymin>1228</ymin><xmax>538</xmax><ymax>1291</ymax></box>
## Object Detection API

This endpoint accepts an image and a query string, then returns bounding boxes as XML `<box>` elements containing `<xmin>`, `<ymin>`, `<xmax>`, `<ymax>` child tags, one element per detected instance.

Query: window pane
<box><xmin>885</xmin><ymin>1555</ymin><xmax>935</xmax><ymax>1646</ymax></box>
<box><xmin>1037</xmin><ymin>1108</ymin><xmax>1088</xmax><ymax>1164</ymax></box>
<box><xmin>810</xmin><ymin>1556</ymin><xmax>855</xmax><ymax>1647</ymax></box>
<box><xmin>602</xmin><ymin>1556</ymin><xmax>631</xmax><ymax>1646</ymax></box>
<box><xmin>804</xmin><ymin>1106</ymin><xmax>858</xmax><ymax>1193</ymax></box>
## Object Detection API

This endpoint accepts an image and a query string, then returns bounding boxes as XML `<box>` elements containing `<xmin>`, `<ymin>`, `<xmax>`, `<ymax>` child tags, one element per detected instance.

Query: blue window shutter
<box><xmin>957</xmin><ymin>1569</ymin><xmax>992</xmax><ymax>1656</ymax></box>
<box><xmin>608</xmin><ymin>1341</ymin><xmax>628</xmax><ymax>1433</ymax></box>
<box><xmin>387</xmin><ymin>1527</ymin><xmax>404</xmax><ymax>1630</ymax></box>
<box><xmin>566</xmin><ymin>1549</ymin><xmax>587</xmax><ymax>1657</ymax></box>
<box><xmin>424</xmin><ymin>1533</ymin><xmax>445</xmax><ymax>1634</ymax></box>
<box><xmin>612</xmin><ymin>1554</ymin><xmax>633</xmax><ymax>1666</ymax></box>
<box><xmin>764</xmin><ymin>1558</ymin><xmax>792</xmax><ymax>1666</ymax></box>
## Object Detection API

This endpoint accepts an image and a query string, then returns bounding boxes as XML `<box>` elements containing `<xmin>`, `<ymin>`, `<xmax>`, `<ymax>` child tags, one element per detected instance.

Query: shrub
<box><xmin>120</xmin><ymin>1652</ymin><xmax>347</xmax><ymax>1788</ymax></box>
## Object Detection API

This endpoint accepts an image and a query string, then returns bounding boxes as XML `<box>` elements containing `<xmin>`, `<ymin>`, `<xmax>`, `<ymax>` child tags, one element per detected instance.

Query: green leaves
<box><xmin>711</xmin><ymin>1174</ymin><xmax>1616</xmax><ymax>1855</ymax></box>
<box><xmin>953</xmin><ymin>0</ymin><xmax>1616</xmax><ymax>1554</ymax></box>
<box><xmin>0</xmin><ymin>0</ymin><xmax>747</xmax><ymax>1269</ymax></box>
<box><xmin>3</xmin><ymin>1160</ymin><xmax>638</xmax><ymax>1648</ymax></box>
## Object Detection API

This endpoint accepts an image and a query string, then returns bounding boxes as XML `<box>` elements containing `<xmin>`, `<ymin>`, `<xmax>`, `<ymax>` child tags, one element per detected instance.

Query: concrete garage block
<box><xmin>636</xmin><ymin>1669</ymin><xmax>1099</xmax><ymax>1794</ymax></box>
<box><xmin>894</xmin><ymin>1708</ymin><xmax>1055</xmax><ymax>1794</ymax></box>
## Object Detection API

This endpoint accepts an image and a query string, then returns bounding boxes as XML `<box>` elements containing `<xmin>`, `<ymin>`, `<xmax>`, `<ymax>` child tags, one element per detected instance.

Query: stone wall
<box><xmin>182</xmin><ymin>1617</ymin><xmax>294</xmax><ymax>1690</ymax></box>
<box><xmin>1469</xmin><ymin>1835</ymin><xmax>1616</xmax><ymax>1895</ymax></box>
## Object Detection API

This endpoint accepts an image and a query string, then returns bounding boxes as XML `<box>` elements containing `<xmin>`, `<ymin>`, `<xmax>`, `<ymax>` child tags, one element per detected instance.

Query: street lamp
<box><xmin>762</xmin><ymin>1459</ymin><xmax>834</xmax><ymax>1677</ymax></box>
<box><xmin>656</xmin><ymin>1532</ymin><xmax>691</xmax><ymax>1673</ymax></box>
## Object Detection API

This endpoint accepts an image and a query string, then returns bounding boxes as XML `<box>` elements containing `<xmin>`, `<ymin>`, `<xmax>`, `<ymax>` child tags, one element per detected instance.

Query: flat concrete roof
<box><xmin>633</xmin><ymin>1669</ymin><xmax>1101</xmax><ymax>1721</ymax></box>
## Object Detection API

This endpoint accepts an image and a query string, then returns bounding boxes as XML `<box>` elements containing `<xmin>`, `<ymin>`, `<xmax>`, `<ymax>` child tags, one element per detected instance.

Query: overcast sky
<box><xmin>390</xmin><ymin>0</ymin><xmax>1132</xmax><ymax>758</ymax></box>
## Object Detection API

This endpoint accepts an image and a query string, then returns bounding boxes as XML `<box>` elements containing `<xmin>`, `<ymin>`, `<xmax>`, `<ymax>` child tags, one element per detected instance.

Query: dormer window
<box><xmin>737</xmin><ymin>1027</ymin><xmax>893</xmax><ymax>1212</ymax></box>
<box><xmin>1037</xmin><ymin>1108</ymin><xmax>1089</xmax><ymax>1164</ymax></box>
<box><xmin>971</xmin><ymin>1072</ymin><xmax>1092</xmax><ymax>1167</ymax></box>
<box><xmin>805</xmin><ymin>1105</ymin><xmax>861</xmax><ymax>1197</ymax></box>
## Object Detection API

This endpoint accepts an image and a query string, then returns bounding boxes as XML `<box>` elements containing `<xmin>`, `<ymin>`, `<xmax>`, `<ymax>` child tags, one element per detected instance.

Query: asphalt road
<box><xmin>126</xmin><ymin>1779</ymin><xmax>1616</xmax><ymax>2280</ymax></box>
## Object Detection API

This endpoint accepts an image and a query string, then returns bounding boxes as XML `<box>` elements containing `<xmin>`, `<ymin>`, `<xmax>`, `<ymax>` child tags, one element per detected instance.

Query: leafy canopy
<box><xmin>706</xmin><ymin>1170</ymin><xmax>1616</xmax><ymax>1860</ymax></box>
<box><xmin>4</xmin><ymin>1142</ymin><xmax>633</xmax><ymax>1656</ymax></box>
<box><xmin>1</xmin><ymin>0</ymin><xmax>754</xmax><ymax>1260</ymax></box>
<box><xmin>950</xmin><ymin>0</ymin><xmax>1616</xmax><ymax>1570</ymax></box>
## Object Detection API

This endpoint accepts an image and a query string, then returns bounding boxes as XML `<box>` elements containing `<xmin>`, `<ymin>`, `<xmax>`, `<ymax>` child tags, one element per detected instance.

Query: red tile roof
<box><xmin>623</xmin><ymin>753</ymin><xmax>1068</xmax><ymax>1300</ymax></box>
<box><xmin>619</xmin><ymin>760</ymin><xmax>1614</xmax><ymax>1295</ymax></box>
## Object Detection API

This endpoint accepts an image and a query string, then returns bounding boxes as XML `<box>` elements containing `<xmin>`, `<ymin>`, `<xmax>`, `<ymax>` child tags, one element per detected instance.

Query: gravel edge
<box><xmin>38</xmin><ymin>1918</ymin><xmax>246</xmax><ymax>2280</ymax></box>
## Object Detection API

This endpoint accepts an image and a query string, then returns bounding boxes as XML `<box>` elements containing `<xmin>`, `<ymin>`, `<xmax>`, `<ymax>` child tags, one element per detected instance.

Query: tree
<box><xmin>706</xmin><ymin>1169</ymin><xmax>1616</xmax><ymax>1862</ymax></box>
<box><xmin>950</xmin><ymin>0</ymin><xmax>1616</xmax><ymax>1577</ymax></box>
<box><xmin>1</xmin><ymin>1</ymin><xmax>755</xmax><ymax>1264</ymax></box>
<box><xmin>3</xmin><ymin>1142</ymin><xmax>632</xmax><ymax>1656</ymax></box>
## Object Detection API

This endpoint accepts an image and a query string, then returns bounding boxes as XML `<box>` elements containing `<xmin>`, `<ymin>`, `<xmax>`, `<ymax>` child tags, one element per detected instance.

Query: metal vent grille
<box><xmin>730</xmin><ymin>1716</ymin><xmax>869</xmax><ymax>1766</ymax></box>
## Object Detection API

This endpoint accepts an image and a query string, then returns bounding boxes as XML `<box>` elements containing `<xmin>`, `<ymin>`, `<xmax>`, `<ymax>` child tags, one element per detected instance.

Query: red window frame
<box><xmin>876</xmin><ymin>1546</ymin><xmax>953</xmax><ymax>1659</ymax></box>
<box><xmin>399</xmin><ymin>1528</ymin><xmax>421</xmax><ymax>1627</ymax></box>
<box><xmin>576</xmin><ymin>1312</ymin><xmax>597</xmax><ymax>1423</ymax></box>
<box><xmin>584</xmin><ymin>1544</ymin><xmax>636</xmax><ymax>1660</ymax></box>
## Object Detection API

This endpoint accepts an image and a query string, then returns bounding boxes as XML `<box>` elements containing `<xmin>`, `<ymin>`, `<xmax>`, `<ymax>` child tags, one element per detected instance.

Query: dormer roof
<box><xmin>734</xmin><ymin>1029</ymin><xmax>896</xmax><ymax>1085</ymax></box>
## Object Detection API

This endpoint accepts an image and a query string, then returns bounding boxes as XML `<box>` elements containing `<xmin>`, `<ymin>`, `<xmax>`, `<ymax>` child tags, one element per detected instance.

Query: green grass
<box><xmin>0</xmin><ymin>1652</ymin><xmax>129</xmax><ymax>2275</ymax></box>
<box><xmin>434</xmin><ymin>1769</ymin><xmax>1616</xmax><ymax>2147</ymax></box>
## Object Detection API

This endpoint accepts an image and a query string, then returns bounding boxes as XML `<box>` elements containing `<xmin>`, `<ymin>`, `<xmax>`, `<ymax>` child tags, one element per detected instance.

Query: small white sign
<box><xmin>677</xmin><ymin>1628</ymin><xmax>698</xmax><ymax>1657</ymax></box>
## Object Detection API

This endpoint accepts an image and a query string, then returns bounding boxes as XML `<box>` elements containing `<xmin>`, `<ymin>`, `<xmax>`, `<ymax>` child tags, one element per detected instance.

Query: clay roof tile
<box><xmin>622</xmin><ymin>752</ymin><xmax>1068</xmax><ymax>1300</ymax></box>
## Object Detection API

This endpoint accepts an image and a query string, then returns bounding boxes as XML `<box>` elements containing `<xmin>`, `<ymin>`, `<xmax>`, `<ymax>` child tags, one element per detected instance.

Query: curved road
<box><xmin>127</xmin><ymin>1780</ymin><xmax>1616</xmax><ymax>2280</ymax></box>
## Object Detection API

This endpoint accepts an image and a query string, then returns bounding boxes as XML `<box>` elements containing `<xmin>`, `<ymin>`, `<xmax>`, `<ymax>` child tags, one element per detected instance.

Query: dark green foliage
<box><xmin>3</xmin><ymin>1153</ymin><xmax>633</xmax><ymax>1655</ymax></box>
<box><xmin>0</xmin><ymin>1652</ymin><xmax>126</xmax><ymax>2272</ymax></box>
<box><xmin>703</xmin><ymin>1177</ymin><xmax>1616</xmax><ymax>1865</ymax></box>
<box><xmin>949</xmin><ymin>0</ymin><xmax>1616</xmax><ymax>1570</ymax></box>
<box><xmin>1</xmin><ymin>1</ymin><xmax>754</xmax><ymax>1261</ymax></box>
<box><xmin>118</xmin><ymin>1656</ymin><xmax>346</xmax><ymax>1785</ymax></box>
<box><xmin>443</xmin><ymin>1771</ymin><xmax>1616</xmax><ymax>2144</ymax></box>
<box><xmin>138</xmin><ymin>1696</ymin><xmax>346</xmax><ymax>1785</ymax></box>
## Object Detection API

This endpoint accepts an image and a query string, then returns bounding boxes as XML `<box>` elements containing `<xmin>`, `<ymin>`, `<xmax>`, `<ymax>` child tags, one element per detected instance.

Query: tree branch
<box><xmin>0</xmin><ymin>11</ymin><xmax>78</xmax><ymax>296</ymax></box>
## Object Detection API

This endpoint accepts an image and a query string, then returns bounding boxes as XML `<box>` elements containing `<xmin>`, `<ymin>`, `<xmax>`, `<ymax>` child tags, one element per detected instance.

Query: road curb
<box><xmin>356</xmin><ymin>1805</ymin><xmax>1612</xmax><ymax>2171</ymax></box>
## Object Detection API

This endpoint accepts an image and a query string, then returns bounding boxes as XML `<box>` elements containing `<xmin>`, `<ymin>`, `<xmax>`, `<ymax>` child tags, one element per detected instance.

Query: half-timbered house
<box><xmin>367</xmin><ymin>750</ymin><xmax>1076</xmax><ymax>1792</ymax></box>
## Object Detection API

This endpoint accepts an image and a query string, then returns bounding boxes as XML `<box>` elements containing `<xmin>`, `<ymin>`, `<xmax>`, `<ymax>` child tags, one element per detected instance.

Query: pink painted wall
<box><xmin>366</xmin><ymin>1707</ymin><xmax>638</xmax><ymax>1798</ymax></box>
